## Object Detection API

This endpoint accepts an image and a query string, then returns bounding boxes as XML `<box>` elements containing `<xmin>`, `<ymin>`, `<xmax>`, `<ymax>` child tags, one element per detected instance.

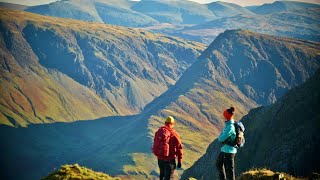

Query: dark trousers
<box><xmin>158</xmin><ymin>159</ymin><xmax>176</xmax><ymax>180</ymax></box>
<box><xmin>216</xmin><ymin>152</ymin><xmax>236</xmax><ymax>180</ymax></box>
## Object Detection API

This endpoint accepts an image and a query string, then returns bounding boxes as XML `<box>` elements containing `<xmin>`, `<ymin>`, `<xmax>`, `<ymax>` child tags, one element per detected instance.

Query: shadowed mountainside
<box><xmin>181</xmin><ymin>69</ymin><xmax>320</xmax><ymax>180</ymax></box>
<box><xmin>0</xmin><ymin>115</ymin><xmax>151</xmax><ymax>180</ymax></box>
<box><xmin>0</xmin><ymin>8</ymin><xmax>205</xmax><ymax>127</ymax></box>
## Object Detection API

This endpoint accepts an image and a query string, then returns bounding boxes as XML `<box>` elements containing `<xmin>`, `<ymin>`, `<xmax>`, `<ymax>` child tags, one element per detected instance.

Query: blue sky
<box><xmin>0</xmin><ymin>0</ymin><xmax>319</xmax><ymax>6</ymax></box>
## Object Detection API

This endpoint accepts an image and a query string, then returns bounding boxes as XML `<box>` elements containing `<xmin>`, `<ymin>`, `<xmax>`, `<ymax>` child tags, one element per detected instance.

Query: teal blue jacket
<box><xmin>218</xmin><ymin>120</ymin><xmax>237</xmax><ymax>153</ymax></box>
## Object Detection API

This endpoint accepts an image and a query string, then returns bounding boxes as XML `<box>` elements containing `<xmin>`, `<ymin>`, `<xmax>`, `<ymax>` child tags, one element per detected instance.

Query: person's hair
<box><xmin>227</xmin><ymin>106</ymin><xmax>235</xmax><ymax>115</ymax></box>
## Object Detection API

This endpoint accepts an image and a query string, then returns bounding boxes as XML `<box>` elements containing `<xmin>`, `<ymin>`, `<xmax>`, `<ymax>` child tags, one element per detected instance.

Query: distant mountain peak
<box><xmin>252</xmin><ymin>0</ymin><xmax>320</xmax><ymax>14</ymax></box>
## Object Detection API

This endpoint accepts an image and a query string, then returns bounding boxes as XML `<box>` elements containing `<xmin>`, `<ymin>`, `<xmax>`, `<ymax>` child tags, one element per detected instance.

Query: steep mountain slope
<box><xmin>26</xmin><ymin>0</ymin><xmax>158</xmax><ymax>27</ymax></box>
<box><xmin>0</xmin><ymin>8</ymin><xmax>205</xmax><ymax>126</ymax></box>
<box><xmin>251</xmin><ymin>1</ymin><xmax>320</xmax><ymax>14</ymax></box>
<box><xmin>0</xmin><ymin>10</ymin><xmax>115</xmax><ymax>127</ymax></box>
<box><xmin>181</xmin><ymin>69</ymin><xmax>320</xmax><ymax>180</ymax></box>
<box><xmin>1</xmin><ymin>29</ymin><xmax>319</xmax><ymax>180</ymax></box>
<box><xmin>140</xmin><ymin>48</ymin><xmax>257</xmax><ymax>169</ymax></box>
<box><xmin>199</xmin><ymin>29</ymin><xmax>320</xmax><ymax>105</ymax></box>
<box><xmin>182</xmin><ymin>8</ymin><xmax>320</xmax><ymax>44</ymax></box>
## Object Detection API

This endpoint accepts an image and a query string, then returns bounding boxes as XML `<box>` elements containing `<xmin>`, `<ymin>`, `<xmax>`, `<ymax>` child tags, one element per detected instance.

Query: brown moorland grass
<box><xmin>42</xmin><ymin>164</ymin><xmax>121</xmax><ymax>180</ymax></box>
<box><xmin>238</xmin><ymin>168</ymin><xmax>307</xmax><ymax>180</ymax></box>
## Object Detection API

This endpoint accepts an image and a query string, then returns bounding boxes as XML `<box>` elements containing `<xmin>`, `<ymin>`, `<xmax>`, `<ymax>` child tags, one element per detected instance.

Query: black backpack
<box><xmin>224</xmin><ymin>121</ymin><xmax>245</xmax><ymax>148</ymax></box>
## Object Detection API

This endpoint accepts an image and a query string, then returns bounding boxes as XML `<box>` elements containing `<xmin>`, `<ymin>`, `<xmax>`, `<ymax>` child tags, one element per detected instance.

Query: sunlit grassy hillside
<box><xmin>0</xmin><ymin>8</ymin><xmax>205</xmax><ymax>126</ymax></box>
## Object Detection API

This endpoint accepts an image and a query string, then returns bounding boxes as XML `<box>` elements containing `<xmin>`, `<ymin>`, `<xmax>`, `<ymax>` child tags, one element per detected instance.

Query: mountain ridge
<box><xmin>0</xmin><ymin>8</ymin><xmax>205</xmax><ymax>126</ymax></box>
<box><xmin>183</xmin><ymin>7</ymin><xmax>320</xmax><ymax>44</ymax></box>
<box><xmin>26</xmin><ymin>0</ymin><xmax>159</xmax><ymax>27</ymax></box>
<box><xmin>199</xmin><ymin>29</ymin><xmax>320</xmax><ymax>105</ymax></box>
<box><xmin>252</xmin><ymin>1</ymin><xmax>320</xmax><ymax>14</ymax></box>
<box><xmin>2</xmin><ymin>0</ymin><xmax>319</xmax><ymax>45</ymax></box>
<box><xmin>207</xmin><ymin>1</ymin><xmax>254</xmax><ymax>17</ymax></box>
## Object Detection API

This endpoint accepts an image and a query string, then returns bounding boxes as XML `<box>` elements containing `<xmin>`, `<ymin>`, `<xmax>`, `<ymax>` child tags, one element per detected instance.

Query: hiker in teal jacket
<box><xmin>216</xmin><ymin>106</ymin><xmax>237</xmax><ymax>180</ymax></box>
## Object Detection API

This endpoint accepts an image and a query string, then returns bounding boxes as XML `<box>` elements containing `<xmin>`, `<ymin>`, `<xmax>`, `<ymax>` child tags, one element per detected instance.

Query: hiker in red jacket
<box><xmin>152</xmin><ymin>116</ymin><xmax>183</xmax><ymax>180</ymax></box>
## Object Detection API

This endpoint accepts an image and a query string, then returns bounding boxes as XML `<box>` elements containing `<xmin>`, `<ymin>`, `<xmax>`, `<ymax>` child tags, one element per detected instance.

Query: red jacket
<box><xmin>153</xmin><ymin>125</ymin><xmax>183</xmax><ymax>163</ymax></box>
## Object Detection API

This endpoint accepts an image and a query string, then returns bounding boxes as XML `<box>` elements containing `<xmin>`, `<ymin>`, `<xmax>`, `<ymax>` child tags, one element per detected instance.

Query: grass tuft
<box><xmin>238</xmin><ymin>168</ymin><xmax>307</xmax><ymax>180</ymax></box>
<box><xmin>41</xmin><ymin>164</ymin><xmax>121</xmax><ymax>180</ymax></box>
